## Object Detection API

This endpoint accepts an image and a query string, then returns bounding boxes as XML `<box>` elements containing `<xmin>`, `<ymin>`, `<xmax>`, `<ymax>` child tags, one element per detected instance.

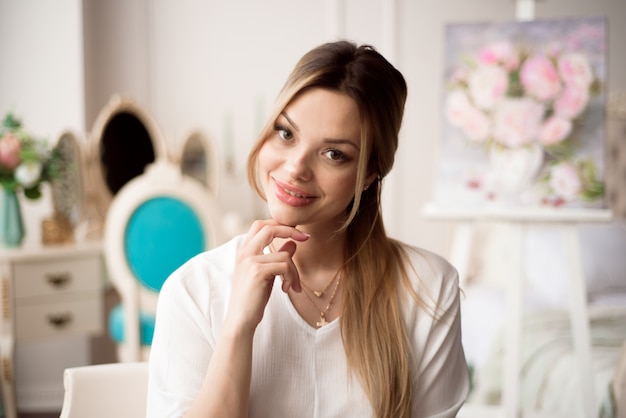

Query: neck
<box><xmin>273</xmin><ymin>226</ymin><xmax>346</xmax><ymax>278</ymax></box>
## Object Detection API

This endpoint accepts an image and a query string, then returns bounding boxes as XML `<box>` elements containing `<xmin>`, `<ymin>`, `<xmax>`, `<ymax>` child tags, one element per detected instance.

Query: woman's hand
<box><xmin>225</xmin><ymin>219</ymin><xmax>309</xmax><ymax>333</ymax></box>
<box><xmin>182</xmin><ymin>219</ymin><xmax>308</xmax><ymax>418</ymax></box>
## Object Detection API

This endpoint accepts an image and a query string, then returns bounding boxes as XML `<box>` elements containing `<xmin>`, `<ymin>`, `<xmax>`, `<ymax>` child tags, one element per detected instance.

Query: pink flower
<box><xmin>445</xmin><ymin>90</ymin><xmax>490</xmax><ymax>142</ymax></box>
<box><xmin>445</xmin><ymin>90</ymin><xmax>472</xmax><ymax>127</ymax></box>
<box><xmin>478</xmin><ymin>40</ymin><xmax>520</xmax><ymax>70</ymax></box>
<box><xmin>459</xmin><ymin>106</ymin><xmax>490</xmax><ymax>142</ymax></box>
<box><xmin>468</xmin><ymin>64</ymin><xmax>508</xmax><ymax>109</ymax></box>
<box><xmin>549</xmin><ymin>162</ymin><xmax>582</xmax><ymax>201</ymax></box>
<box><xmin>545</xmin><ymin>41</ymin><xmax>564</xmax><ymax>59</ymax></box>
<box><xmin>554</xmin><ymin>86</ymin><xmax>589</xmax><ymax>119</ymax></box>
<box><xmin>558</xmin><ymin>52</ymin><xmax>593</xmax><ymax>88</ymax></box>
<box><xmin>0</xmin><ymin>133</ymin><xmax>22</xmax><ymax>169</ymax></box>
<box><xmin>520</xmin><ymin>54</ymin><xmax>562</xmax><ymax>101</ymax></box>
<box><xmin>492</xmin><ymin>98</ymin><xmax>545</xmax><ymax>148</ymax></box>
<box><xmin>539</xmin><ymin>117</ymin><xmax>573</xmax><ymax>146</ymax></box>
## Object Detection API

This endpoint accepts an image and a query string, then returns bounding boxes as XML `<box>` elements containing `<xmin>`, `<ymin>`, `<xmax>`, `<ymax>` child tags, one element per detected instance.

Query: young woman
<box><xmin>147</xmin><ymin>40</ymin><xmax>469</xmax><ymax>418</ymax></box>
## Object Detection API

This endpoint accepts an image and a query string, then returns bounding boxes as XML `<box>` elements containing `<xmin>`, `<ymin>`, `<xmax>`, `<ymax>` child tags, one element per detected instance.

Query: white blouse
<box><xmin>146</xmin><ymin>235</ymin><xmax>469</xmax><ymax>417</ymax></box>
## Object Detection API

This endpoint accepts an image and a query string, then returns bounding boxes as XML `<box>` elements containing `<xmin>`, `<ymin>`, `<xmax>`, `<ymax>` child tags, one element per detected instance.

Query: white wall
<box><xmin>0</xmin><ymin>0</ymin><xmax>85</xmax><ymax>134</ymax></box>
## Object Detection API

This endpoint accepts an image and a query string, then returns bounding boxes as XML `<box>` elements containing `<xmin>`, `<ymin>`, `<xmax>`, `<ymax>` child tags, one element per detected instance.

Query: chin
<box><xmin>267</xmin><ymin>208</ymin><xmax>301</xmax><ymax>227</ymax></box>
<box><xmin>267</xmin><ymin>201</ymin><xmax>317</xmax><ymax>227</ymax></box>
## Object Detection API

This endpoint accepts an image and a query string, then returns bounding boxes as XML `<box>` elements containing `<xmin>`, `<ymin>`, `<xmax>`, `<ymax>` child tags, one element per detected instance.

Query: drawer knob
<box><xmin>46</xmin><ymin>273</ymin><xmax>71</xmax><ymax>288</ymax></box>
<box><xmin>47</xmin><ymin>312</ymin><xmax>73</xmax><ymax>328</ymax></box>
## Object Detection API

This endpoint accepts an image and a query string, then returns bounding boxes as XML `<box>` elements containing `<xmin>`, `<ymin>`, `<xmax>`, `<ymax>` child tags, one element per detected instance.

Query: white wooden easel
<box><xmin>423</xmin><ymin>203</ymin><xmax>613</xmax><ymax>418</ymax></box>
<box><xmin>427</xmin><ymin>1</ymin><xmax>612</xmax><ymax>414</ymax></box>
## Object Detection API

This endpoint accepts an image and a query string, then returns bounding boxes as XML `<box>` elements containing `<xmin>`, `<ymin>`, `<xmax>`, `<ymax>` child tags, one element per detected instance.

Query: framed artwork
<box><xmin>435</xmin><ymin>16</ymin><xmax>607</xmax><ymax>210</ymax></box>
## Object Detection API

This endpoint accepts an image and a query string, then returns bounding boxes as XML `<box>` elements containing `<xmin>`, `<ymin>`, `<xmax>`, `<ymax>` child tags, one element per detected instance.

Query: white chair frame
<box><xmin>104</xmin><ymin>159</ymin><xmax>223</xmax><ymax>362</ymax></box>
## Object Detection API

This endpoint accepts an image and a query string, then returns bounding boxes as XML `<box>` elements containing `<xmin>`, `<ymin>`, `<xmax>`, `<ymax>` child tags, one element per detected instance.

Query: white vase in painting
<box><xmin>486</xmin><ymin>144</ymin><xmax>544</xmax><ymax>198</ymax></box>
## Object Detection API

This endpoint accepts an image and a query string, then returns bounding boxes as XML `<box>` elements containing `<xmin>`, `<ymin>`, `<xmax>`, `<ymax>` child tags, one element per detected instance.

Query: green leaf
<box><xmin>507</xmin><ymin>69</ymin><xmax>524</xmax><ymax>97</ymax></box>
<box><xmin>2</xmin><ymin>112</ymin><xmax>21</xmax><ymax>130</ymax></box>
<box><xmin>577</xmin><ymin>158</ymin><xmax>605</xmax><ymax>202</ymax></box>
<box><xmin>0</xmin><ymin>178</ymin><xmax>19</xmax><ymax>192</ymax></box>
<box><xmin>23</xmin><ymin>186</ymin><xmax>42</xmax><ymax>200</ymax></box>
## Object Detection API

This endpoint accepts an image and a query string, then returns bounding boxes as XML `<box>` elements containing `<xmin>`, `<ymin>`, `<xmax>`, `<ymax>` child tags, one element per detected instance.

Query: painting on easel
<box><xmin>435</xmin><ymin>16</ymin><xmax>607</xmax><ymax>210</ymax></box>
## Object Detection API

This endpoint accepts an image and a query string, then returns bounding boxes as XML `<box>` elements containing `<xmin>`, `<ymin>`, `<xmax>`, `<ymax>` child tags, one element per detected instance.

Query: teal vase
<box><xmin>0</xmin><ymin>188</ymin><xmax>25</xmax><ymax>248</ymax></box>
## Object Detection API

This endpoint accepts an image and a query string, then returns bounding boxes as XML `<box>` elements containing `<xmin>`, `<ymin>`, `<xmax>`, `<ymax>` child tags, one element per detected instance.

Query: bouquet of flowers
<box><xmin>0</xmin><ymin>112</ymin><xmax>60</xmax><ymax>200</ymax></box>
<box><xmin>444</xmin><ymin>39</ymin><xmax>604</xmax><ymax>206</ymax></box>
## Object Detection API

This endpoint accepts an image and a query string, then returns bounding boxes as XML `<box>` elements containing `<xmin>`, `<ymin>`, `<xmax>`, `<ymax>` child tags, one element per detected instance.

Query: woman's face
<box><xmin>258</xmin><ymin>88</ymin><xmax>368</xmax><ymax>231</ymax></box>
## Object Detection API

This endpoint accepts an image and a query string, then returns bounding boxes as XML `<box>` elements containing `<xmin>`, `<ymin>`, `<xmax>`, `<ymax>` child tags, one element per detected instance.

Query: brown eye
<box><xmin>277</xmin><ymin>127</ymin><xmax>294</xmax><ymax>141</ymax></box>
<box><xmin>323</xmin><ymin>149</ymin><xmax>347</xmax><ymax>162</ymax></box>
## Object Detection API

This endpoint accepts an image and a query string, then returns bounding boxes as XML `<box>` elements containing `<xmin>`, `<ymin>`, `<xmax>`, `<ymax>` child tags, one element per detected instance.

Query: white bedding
<box><xmin>465</xmin><ymin>307</ymin><xmax>626</xmax><ymax>417</ymax></box>
<box><xmin>459</xmin><ymin>220</ymin><xmax>626</xmax><ymax>416</ymax></box>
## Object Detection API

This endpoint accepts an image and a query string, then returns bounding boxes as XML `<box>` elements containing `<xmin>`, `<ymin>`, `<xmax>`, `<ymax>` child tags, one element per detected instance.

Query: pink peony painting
<box><xmin>435</xmin><ymin>16</ymin><xmax>607</xmax><ymax>209</ymax></box>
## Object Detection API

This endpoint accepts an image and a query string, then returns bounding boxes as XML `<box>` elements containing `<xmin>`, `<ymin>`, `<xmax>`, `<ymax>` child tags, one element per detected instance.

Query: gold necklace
<box><xmin>300</xmin><ymin>268</ymin><xmax>341</xmax><ymax>298</ymax></box>
<box><xmin>266</xmin><ymin>242</ymin><xmax>342</xmax><ymax>327</ymax></box>
<box><xmin>300</xmin><ymin>273</ymin><xmax>341</xmax><ymax>328</ymax></box>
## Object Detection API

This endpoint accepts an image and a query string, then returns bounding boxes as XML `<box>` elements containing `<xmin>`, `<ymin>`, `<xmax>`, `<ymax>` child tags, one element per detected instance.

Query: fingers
<box><xmin>276</xmin><ymin>240</ymin><xmax>301</xmax><ymax>293</ymax></box>
<box><xmin>227</xmin><ymin>219</ymin><xmax>309</xmax><ymax>332</ymax></box>
<box><xmin>247</xmin><ymin>242</ymin><xmax>300</xmax><ymax>294</ymax></box>
<box><xmin>240</xmin><ymin>220</ymin><xmax>309</xmax><ymax>258</ymax></box>
<box><xmin>231</xmin><ymin>219</ymin><xmax>306</xmax><ymax>330</ymax></box>
<box><xmin>278</xmin><ymin>240</ymin><xmax>297</xmax><ymax>257</ymax></box>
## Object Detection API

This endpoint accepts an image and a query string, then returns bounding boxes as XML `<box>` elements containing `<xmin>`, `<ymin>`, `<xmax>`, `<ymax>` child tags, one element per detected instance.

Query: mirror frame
<box><xmin>178</xmin><ymin>129</ymin><xmax>220</xmax><ymax>195</ymax></box>
<box><xmin>50</xmin><ymin>129</ymin><xmax>85</xmax><ymax>230</ymax></box>
<box><xmin>85</xmin><ymin>95</ymin><xmax>167</xmax><ymax>236</ymax></box>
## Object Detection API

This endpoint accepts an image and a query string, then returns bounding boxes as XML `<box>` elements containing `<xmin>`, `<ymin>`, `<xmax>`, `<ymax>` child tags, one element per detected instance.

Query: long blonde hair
<box><xmin>247</xmin><ymin>40</ymin><xmax>419</xmax><ymax>417</ymax></box>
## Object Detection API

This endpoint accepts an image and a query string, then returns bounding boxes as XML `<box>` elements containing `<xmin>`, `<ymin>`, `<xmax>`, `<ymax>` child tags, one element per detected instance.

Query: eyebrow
<box><xmin>279</xmin><ymin>111</ymin><xmax>361</xmax><ymax>151</ymax></box>
<box><xmin>281</xmin><ymin>111</ymin><xmax>300</xmax><ymax>132</ymax></box>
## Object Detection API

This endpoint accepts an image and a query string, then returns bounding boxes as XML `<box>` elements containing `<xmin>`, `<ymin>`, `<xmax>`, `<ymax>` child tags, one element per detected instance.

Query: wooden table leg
<box><xmin>502</xmin><ymin>222</ymin><xmax>523</xmax><ymax>418</ymax></box>
<box><xmin>0</xmin><ymin>266</ymin><xmax>17</xmax><ymax>418</ymax></box>
<box><xmin>562</xmin><ymin>224</ymin><xmax>596</xmax><ymax>416</ymax></box>
<box><xmin>449</xmin><ymin>221</ymin><xmax>475</xmax><ymax>287</ymax></box>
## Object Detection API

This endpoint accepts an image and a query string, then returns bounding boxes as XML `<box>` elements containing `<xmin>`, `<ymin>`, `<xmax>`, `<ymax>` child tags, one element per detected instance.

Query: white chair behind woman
<box><xmin>104</xmin><ymin>159</ymin><xmax>223</xmax><ymax>362</ymax></box>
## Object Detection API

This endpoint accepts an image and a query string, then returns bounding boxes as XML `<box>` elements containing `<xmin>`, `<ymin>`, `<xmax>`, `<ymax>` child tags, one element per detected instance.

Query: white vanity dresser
<box><xmin>0</xmin><ymin>241</ymin><xmax>105</xmax><ymax>418</ymax></box>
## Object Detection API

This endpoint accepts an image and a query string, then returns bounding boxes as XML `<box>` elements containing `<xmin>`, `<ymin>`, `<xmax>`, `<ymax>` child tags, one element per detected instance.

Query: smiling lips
<box><xmin>273</xmin><ymin>178</ymin><xmax>317</xmax><ymax>207</ymax></box>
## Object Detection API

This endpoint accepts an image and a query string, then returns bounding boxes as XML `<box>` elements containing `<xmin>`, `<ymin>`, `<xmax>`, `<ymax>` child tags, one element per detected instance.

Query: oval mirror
<box><xmin>180</xmin><ymin>130</ymin><xmax>220</xmax><ymax>194</ymax></box>
<box><xmin>100</xmin><ymin>111</ymin><xmax>156</xmax><ymax>194</ymax></box>
<box><xmin>50</xmin><ymin>130</ymin><xmax>84</xmax><ymax>227</ymax></box>
<box><xmin>86</xmin><ymin>95</ymin><xmax>167</xmax><ymax>237</ymax></box>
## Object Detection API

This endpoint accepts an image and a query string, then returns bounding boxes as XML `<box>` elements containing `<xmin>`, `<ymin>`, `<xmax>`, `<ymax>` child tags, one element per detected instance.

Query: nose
<box><xmin>283</xmin><ymin>147</ymin><xmax>313</xmax><ymax>182</ymax></box>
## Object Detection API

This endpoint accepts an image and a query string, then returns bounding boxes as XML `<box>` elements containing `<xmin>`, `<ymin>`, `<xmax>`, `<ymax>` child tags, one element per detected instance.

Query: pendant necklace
<box><xmin>300</xmin><ymin>268</ymin><xmax>341</xmax><ymax>298</ymax></box>
<box><xmin>268</xmin><ymin>241</ymin><xmax>339</xmax><ymax>298</ymax></box>
<box><xmin>267</xmin><ymin>242</ymin><xmax>342</xmax><ymax>327</ymax></box>
<box><xmin>301</xmin><ymin>272</ymin><xmax>342</xmax><ymax>328</ymax></box>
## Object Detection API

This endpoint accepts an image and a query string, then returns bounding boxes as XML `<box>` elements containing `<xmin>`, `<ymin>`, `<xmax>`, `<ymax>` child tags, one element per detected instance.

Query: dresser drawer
<box><xmin>13</xmin><ymin>256</ymin><xmax>102</xmax><ymax>298</ymax></box>
<box><xmin>15</xmin><ymin>291</ymin><xmax>103</xmax><ymax>339</ymax></box>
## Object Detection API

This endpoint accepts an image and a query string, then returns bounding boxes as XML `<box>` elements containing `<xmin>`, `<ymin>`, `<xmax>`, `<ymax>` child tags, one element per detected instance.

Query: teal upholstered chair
<box><xmin>103</xmin><ymin>159</ymin><xmax>222</xmax><ymax>362</ymax></box>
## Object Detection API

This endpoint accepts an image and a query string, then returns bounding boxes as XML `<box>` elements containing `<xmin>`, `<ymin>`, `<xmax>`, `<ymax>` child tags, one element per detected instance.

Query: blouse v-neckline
<box><xmin>274</xmin><ymin>278</ymin><xmax>341</xmax><ymax>335</ymax></box>
<box><xmin>263</xmin><ymin>244</ymin><xmax>341</xmax><ymax>334</ymax></box>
